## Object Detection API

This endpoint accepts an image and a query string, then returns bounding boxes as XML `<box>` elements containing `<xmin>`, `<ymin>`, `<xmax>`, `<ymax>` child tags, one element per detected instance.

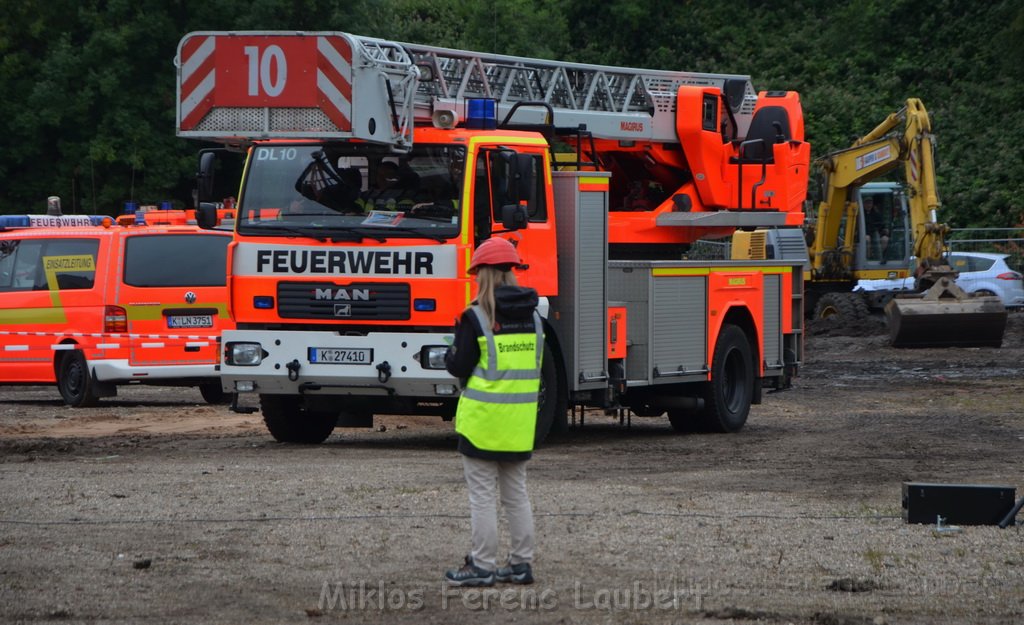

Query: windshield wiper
<box><xmin>241</xmin><ymin>223</ymin><xmax>328</xmax><ymax>241</ymax></box>
<box><xmin>388</xmin><ymin>227</ymin><xmax>453</xmax><ymax>243</ymax></box>
<box><xmin>322</xmin><ymin>226</ymin><xmax>386</xmax><ymax>243</ymax></box>
<box><xmin>241</xmin><ymin>222</ymin><xmax>451</xmax><ymax>244</ymax></box>
<box><xmin>241</xmin><ymin>222</ymin><xmax>388</xmax><ymax>243</ymax></box>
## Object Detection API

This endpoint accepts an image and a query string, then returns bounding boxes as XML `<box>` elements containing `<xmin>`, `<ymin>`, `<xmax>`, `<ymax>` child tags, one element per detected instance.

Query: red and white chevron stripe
<box><xmin>909</xmin><ymin>146</ymin><xmax>920</xmax><ymax>183</ymax></box>
<box><xmin>178</xmin><ymin>34</ymin><xmax>354</xmax><ymax>133</ymax></box>
<box><xmin>316</xmin><ymin>35</ymin><xmax>353</xmax><ymax>132</ymax></box>
<box><xmin>179</xmin><ymin>34</ymin><xmax>216</xmax><ymax>131</ymax></box>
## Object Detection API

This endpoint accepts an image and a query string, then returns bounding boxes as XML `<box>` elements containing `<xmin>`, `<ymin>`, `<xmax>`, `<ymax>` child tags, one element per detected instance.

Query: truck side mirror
<box><xmin>197</xmin><ymin>151</ymin><xmax>217</xmax><ymax>203</ymax></box>
<box><xmin>500</xmin><ymin>203</ymin><xmax>528</xmax><ymax>231</ymax></box>
<box><xmin>196</xmin><ymin>202</ymin><xmax>219</xmax><ymax>230</ymax></box>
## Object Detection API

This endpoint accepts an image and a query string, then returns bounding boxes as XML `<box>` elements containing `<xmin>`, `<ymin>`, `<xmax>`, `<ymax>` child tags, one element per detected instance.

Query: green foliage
<box><xmin>0</xmin><ymin>0</ymin><xmax>1021</xmax><ymax>226</ymax></box>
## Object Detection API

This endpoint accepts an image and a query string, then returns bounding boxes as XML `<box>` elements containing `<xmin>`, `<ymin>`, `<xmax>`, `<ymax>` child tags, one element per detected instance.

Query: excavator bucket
<box><xmin>885</xmin><ymin>277</ymin><xmax>1007</xmax><ymax>348</ymax></box>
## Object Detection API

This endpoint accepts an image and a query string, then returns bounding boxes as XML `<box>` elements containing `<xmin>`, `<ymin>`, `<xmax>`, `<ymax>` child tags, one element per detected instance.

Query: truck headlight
<box><xmin>419</xmin><ymin>345</ymin><xmax>450</xmax><ymax>370</ymax></box>
<box><xmin>226</xmin><ymin>342</ymin><xmax>265</xmax><ymax>366</ymax></box>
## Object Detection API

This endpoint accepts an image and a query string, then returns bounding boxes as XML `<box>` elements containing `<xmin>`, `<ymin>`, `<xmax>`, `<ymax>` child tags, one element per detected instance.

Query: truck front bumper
<box><xmin>219</xmin><ymin>329</ymin><xmax>459</xmax><ymax>398</ymax></box>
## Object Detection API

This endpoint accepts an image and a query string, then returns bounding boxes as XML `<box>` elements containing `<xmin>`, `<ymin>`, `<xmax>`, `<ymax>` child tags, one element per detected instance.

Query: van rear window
<box><xmin>124</xmin><ymin>234</ymin><xmax>229</xmax><ymax>287</ymax></box>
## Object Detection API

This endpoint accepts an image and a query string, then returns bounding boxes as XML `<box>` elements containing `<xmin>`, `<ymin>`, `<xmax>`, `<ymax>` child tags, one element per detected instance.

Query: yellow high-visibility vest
<box><xmin>455</xmin><ymin>306</ymin><xmax>543</xmax><ymax>452</ymax></box>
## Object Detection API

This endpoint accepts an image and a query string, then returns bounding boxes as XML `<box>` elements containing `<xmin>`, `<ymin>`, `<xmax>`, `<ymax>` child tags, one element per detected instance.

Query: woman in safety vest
<box><xmin>443</xmin><ymin>236</ymin><xmax>543</xmax><ymax>587</ymax></box>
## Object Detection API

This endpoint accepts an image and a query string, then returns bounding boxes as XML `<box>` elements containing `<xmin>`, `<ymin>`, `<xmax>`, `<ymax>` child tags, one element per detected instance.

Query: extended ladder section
<box><xmin>176</xmin><ymin>31</ymin><xmax>756</xmax><ymax>149</ymax></box>
<box><xmin>401</xmin><ymin>42</ymin><xmax>758</xmax><ymax>143</ymax></box>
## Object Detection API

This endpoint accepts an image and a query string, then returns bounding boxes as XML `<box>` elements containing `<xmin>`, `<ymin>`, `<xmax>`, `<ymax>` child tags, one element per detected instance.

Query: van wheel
<box><xmin>697</xmin><ymin>324</ymin><xmax>753</xmax><ymax>433</ymax></box>
<box><xmin>260</xmin><ymin>394</ymin><xmax>337</xmax><ymax>444</ymax></box>
<box><xmin>57</xmin><ymin>351</ymin><xmax>100</xmax><ymax>407</ymax></box>
<box><xmin>199</xmin><ymin>382</ymin><xmax>228</xmax><ymax>405</ymax></box>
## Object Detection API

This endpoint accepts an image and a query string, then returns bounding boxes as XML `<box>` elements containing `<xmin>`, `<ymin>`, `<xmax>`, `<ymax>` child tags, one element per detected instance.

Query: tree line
<box><xmin>1</xmin><ymin>0</ymin><xmax>1021</xmax><ymax>227</ymax></box>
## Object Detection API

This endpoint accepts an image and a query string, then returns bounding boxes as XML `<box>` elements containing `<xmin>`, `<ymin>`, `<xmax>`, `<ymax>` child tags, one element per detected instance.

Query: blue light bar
<box><xmin>466</xmin><ymin>98</ymin><xmax>497</xmax><ymax>130</ymax></box>
<box><xmin>0</xmin><ymin>215</ymin><xmax>107</xmax><ymax>230</ymax></box>
<box><xmin>0</xmin><ymin>215</ymin><xmax>30</xmax><ymax>229</ymax></box>
<box><xmin>253</xmin><ymin>296</ymin><xmax>275</xmax><ymax>309</ymax></box>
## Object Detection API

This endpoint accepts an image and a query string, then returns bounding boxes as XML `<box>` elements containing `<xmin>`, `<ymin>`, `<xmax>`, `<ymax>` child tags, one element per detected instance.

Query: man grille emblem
<box><xmin>185</xmin><ymin>291</ymin><xmax>197</xmax><ymax>304</ymax></box>
<box><xmin>334</xmin><ymin>303</ymin><xmax>352</xmax><ymax>317</ymax></box>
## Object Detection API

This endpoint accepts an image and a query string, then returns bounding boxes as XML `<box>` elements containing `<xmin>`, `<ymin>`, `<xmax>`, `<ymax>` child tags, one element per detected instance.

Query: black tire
<box><xmin>260</xmin><ymin>394</ymin><xmax>337</xmax><ymax>444</ymax></box>
<box><xmin>57</xmin><ymin>350</ymin><xmax>99</xmax><ymax>407</ymax></box>
<box><xmin>697</xmin><ymin>324</ymin><xmax>754</xmax><ymax>433</ymax></box>
<box><xmin>199</xmin><ymin>382</ymin><xmax>229</xmax><ymax>405</ymax></box>
<box><xmin>534</xmin><ymin>341</ymin><xmax>566</xmax><ymax>444</ymax></box>
<box><xmin>813</xmin><ymin>292</ymin><xmax>870</xmax><ymax>320</ymax></box>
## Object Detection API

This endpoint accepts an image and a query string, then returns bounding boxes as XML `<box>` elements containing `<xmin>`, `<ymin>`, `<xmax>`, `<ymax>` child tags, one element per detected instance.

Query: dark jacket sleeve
<box><xmin>445</xmin><ymin>309</ymin><xmax>480</xmax><ymax>381</ymax></box>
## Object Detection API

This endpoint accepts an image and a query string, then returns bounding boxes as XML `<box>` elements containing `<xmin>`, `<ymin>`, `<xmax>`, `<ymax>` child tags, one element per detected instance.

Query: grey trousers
<box><xmin>461</xmin><ymin>455</ymin><xmax>535</xmax><ymax>571</ymax></box>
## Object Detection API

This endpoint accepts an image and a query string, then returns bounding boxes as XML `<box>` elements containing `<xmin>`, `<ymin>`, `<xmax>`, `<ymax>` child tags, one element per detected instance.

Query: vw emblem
<box><xmin>184</xmin><ymin>291</ymin><xmax>197</xmax><ymax>304</ymax></box>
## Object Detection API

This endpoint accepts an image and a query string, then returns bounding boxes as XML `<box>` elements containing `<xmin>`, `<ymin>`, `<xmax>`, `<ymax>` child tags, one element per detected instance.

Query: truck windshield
<box><xmin>238</xmin><ymin>144</ymin><xmax>464</xmax><ymax>240</ymax></box>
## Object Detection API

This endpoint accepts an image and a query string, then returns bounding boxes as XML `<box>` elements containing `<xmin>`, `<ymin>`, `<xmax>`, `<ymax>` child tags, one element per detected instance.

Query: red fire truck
<box><xmin>177</xmin><ymin>31</ymin><xmax>810</xmax><ymax>443</ymax></box>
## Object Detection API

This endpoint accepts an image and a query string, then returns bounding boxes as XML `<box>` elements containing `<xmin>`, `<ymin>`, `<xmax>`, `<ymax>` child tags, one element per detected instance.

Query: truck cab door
<box><xmin>471</xmin><ymin>148</ymin><xmax>557</xmax><ymax>297</ymax></box>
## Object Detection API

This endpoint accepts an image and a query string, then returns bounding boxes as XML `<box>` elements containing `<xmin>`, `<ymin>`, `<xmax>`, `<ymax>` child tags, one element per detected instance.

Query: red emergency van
<box><xmin>0</xmin><ymin>213</ymin><xmax>233</xmax><ymax>406</ymax></box>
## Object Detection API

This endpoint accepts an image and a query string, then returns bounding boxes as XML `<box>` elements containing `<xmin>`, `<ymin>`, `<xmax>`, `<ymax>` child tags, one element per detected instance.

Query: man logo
<box><xmin>184</xmin><ymin>291</ymin><xmax>197</xmax><ymax>304</ymax></box>
<box><xmin>334</xmin><ymin>304</ymin><xmax>352</xmax><ymax>317</ymax></box>
<box><xmin>316</xmin><ymin>287</ymin><xmax>370</xmax><ymax>301</ymax></box>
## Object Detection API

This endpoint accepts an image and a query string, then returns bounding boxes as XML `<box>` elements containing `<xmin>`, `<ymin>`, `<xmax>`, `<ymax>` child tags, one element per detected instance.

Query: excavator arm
<box><xmin>811</xmin><ymin>99</ymin><xmax>943</xmax><ymax>279</ymax></box>
<box><xmin>809</xmin><ymin>98</ymin><xmax>1006</xmax><ymax>347</ymax></box>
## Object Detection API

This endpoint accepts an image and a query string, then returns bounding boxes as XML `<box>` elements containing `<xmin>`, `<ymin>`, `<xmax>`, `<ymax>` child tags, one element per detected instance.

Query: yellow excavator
<box><xmin>805</xmin><ymin>98</ymin><xmax>1006</xmax><ymax>347</ymax></box>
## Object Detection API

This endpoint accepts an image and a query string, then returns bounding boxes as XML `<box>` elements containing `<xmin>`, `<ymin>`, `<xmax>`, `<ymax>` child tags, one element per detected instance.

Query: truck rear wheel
<box><xmin>260</xmin><ymin>394</ymin><xmax>337</xmax><ymax>444</ymax></box>
<box><xmin>697</xmin><ymin>324</ymin><xmax>753</xmax><ymax>433</ymax></box>
<box><xmin>57</xmin><ymin>351</ymin><xmax>100</xmax><ymax>408</ymax></box>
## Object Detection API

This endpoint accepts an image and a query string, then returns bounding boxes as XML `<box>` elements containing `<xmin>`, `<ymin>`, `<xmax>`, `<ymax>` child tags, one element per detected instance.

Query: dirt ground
<box><xmin>1</xmin><ymin>315</ymin><xmax>1022</xmax><ymax>625</ymax></box>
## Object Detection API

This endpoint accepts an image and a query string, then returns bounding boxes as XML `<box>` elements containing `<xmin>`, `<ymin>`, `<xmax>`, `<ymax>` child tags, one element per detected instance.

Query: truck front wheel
<box><xmin>534</xmin><ymin>341</ymin><xmax>566</xmax><ymax>445</ymax></box>
<box><xmin>260</xmin><ymin>394</ymin><xmax>337</xmax><ymax>444</ymax></box>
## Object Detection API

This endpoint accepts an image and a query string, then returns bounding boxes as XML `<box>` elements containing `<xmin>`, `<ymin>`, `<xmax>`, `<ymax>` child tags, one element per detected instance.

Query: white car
<box><xmin>855</xmin><ymin>252</ymin><xmax>1024</xmax><ymax>308</ymax></box>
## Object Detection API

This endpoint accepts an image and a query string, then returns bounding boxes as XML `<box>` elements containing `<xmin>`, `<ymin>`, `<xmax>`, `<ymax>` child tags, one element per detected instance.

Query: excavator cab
<box><xmin>856</xmin><ymin>186</ymin><xmax>911</xmax><ymax>269</ymax></box>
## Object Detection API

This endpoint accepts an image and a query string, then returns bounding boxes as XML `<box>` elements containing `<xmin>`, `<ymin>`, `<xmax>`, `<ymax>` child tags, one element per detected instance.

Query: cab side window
<box><xmin>473</xmin><ymin>152</ymin><xmax>492</xmax><ymax>242</ymax></box>
<box><xmin>520</xmin><ymin>154</ymin><xmax>547</xmax><ymax>222</ymax></box>
<box><xmin>472</xmin><ymin>151</ymin><xmax>549</xmax><ymax>244</ymax></box>
<box><xmin>486</xmin><ymin>153</ymin><xmax>548</xmax><ymax>224</ymax></box>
